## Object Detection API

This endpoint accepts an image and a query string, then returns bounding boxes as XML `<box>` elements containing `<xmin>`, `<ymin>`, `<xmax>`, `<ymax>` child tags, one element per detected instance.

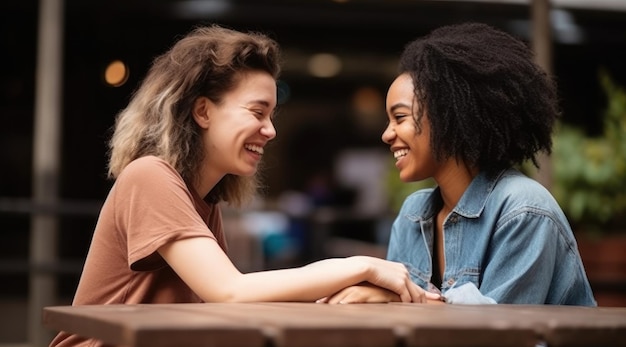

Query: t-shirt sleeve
<box><xmin>112</xmin><ymin>157</ymin><xmax>217</xmax><ymax>271</ymax></box>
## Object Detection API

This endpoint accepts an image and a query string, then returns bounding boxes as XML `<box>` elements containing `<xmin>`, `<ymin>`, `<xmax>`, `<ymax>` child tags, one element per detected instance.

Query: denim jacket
<box><xmin>387</xmin><ymin>168</ymin><xmax>597</xmax><ymax>306</ymax></box>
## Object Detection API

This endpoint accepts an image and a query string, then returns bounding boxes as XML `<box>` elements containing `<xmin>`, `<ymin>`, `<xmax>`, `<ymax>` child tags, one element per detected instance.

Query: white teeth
<box><xmin>245</xmin><ymin>144</ymin><xmax>264</xmax><ymax>155</ymax></box>
<box><xmin>393</xmin><ymin>149</ymin><xmax>408</xmax><ymax>159</ymax></box>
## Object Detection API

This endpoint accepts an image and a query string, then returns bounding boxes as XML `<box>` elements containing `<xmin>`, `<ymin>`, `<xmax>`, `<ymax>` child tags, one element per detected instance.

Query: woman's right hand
<box><xmin>348</xmin><ymin>256</ymin><xmax>441</xmax><ymax>303</ymax></box>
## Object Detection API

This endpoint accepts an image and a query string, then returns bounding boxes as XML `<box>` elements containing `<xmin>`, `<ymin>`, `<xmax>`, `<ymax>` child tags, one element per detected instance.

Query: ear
<box><xmin>193</xmin><ymin>97</ymin><xmax>211</xmax><ymax>129</ymax></box>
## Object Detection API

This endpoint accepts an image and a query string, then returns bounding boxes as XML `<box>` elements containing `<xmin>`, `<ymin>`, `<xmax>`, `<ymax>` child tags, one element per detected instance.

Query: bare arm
<box><xmin>159</xmin><ymin>237</ymin><xmax>433</xmax><ymax>303</ymax></box>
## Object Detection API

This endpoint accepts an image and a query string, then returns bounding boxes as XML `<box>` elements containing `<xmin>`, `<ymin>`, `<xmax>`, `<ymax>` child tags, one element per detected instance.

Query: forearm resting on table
<box><xmin>160</xmin><ymin>238</ymin><xmax>412</xmax><ymax>302</ymax></box>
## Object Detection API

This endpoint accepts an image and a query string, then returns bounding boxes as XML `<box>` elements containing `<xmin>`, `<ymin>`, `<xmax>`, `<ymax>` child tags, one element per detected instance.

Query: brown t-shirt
<box><xmin>49</xmin><ymin>156</ymin><xmax>226</xmax><ymax>347</ymax></box>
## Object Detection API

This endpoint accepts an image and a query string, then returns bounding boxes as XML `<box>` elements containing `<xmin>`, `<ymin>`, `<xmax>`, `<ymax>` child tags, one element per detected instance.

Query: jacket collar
<box><xmin>412</xmin><ymin>169</ymin><xmax>508</xmax><ymax>220</ymax></box>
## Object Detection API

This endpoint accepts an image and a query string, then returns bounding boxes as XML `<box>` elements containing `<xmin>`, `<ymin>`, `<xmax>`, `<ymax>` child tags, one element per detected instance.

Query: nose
<box><xmin>260</xmin><ymin>119</ymin><xmax>277</xmax><ymax>140</ymax></box>
<box><xmin>381</xmin><ymin>123</ymin><xmax>395</xmax><ymax>145</ymax></box>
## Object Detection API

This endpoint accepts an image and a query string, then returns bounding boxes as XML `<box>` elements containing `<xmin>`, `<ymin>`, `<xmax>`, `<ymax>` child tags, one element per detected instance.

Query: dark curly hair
<box><xmin>399</xmin><ymin>22</ymin><xmax>560</xmax><ymax>174</ymax></box>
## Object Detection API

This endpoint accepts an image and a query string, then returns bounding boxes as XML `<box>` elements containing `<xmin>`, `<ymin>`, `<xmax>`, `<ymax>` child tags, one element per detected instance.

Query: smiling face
<box><xmin>382</xmin><ymin>73</ymin><xmax>438</xmax><ymax>182</ymax></box>
<box><xmin>193</xmin><ymin>70</ymin><xmax>277</xmax><ymax>192</ymax></box>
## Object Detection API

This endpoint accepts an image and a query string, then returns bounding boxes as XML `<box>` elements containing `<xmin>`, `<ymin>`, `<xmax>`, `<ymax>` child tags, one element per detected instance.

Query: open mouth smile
<box><xmin>245</xmin><ymin>144</ymin><xmax>264</xmax><ymax>155</ymax></box>
<box><xmin>393</xmin><ymin>149</ymin><xmax>408</xmax><ymax>160</ymax></box>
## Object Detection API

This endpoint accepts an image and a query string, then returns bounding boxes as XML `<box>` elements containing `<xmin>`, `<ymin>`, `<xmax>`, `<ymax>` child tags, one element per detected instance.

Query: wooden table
<box><xmin>43</xmin><ymin>302</ymin><xmax>626</xmax><ymax>347</ymax></box>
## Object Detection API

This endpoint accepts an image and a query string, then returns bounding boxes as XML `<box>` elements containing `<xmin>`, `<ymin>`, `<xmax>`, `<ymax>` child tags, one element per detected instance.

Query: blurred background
<box><xmin>1</xmin><ymin>0</ymin><xmax>626</xmax><ymax>346</ymax></box>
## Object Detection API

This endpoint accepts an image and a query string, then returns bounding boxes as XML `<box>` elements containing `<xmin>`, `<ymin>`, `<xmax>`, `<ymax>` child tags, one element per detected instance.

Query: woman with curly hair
<box><xmin>319</xmin><ymin>22</ymin><xmax>596</xmax><ymax>306</ymax></box>
<box><xmin>50</xmin><ymin>24</ymin><xmax>438</xmax><ymax>347</ymax></box>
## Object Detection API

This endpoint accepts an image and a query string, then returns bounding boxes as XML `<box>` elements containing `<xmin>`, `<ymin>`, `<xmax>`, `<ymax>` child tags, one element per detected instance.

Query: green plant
<box><xmin>552</xmin><ymin>70</ymin><xmax>626</xmax><ymax>234</ymax></box>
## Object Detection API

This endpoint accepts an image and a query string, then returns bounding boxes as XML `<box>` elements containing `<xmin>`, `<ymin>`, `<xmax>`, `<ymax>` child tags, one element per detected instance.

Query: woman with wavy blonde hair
<box><xmin>50</xmin><ymin>24</ymin><xmax>437</xmax><ymax>347</ymax></box>
<box><xmin>107</xmin><ymin>25</ymin><xmax>278</xmax><ymax>206</ymax></box>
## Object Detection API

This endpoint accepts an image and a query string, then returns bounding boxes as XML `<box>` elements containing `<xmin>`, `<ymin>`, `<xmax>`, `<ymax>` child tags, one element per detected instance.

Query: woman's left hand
<box><xmin>316</xmin><ymin>282</ymin><xmax>401</xmax><ymax>304</ymax></box>
<box><xmin>317</xmin><ymin>282</ymin><xmax>445</xmax><ymax>304</ymax></box>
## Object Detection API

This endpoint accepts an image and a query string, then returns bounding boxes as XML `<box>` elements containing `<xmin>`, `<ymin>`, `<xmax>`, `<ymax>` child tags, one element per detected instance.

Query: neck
<box><xmin>434</xmin><ymin>160</ymin><xmax>478</xmax><ymax>212</ymax></box>
<box><xmin>193</xmin><ymin>162</ymin><xmax>224</xmax><ymax>199</ymax></box>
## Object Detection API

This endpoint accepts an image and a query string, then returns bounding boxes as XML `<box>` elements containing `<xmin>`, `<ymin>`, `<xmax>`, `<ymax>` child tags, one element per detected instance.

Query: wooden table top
<box><xmin>43</xmin><ymin>302</ymin><xmax>626</xmax><ymax>347</ymax></box>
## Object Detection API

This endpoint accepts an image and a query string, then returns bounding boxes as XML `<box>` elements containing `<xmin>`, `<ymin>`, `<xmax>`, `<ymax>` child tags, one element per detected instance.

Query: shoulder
<box><xmin>117</xmin><ymin>156</ymin><xmax>182</xmax><ymax>184</ymax></box>
<box><xmin>495</xmin><ymin>169</ymin><xmax>548</xmax><ymax>193</ymax></box>
<box><xmin>488</xmin><ymin>169</ymin><xmax>572</xmax><ymax>232</ymax></box>
<box><xmin>120</xmin><ymin>156</ymin><xmax>176</xmax><ymax>177</ymax></box>
<box><xmin>113</xmin><ymin>156</ymin><xmax>188</xmax><ymax>200</ymax></box>
<box><xmin>491</xmin><ymin>170</ymin><xmax>561</xmax><ymax>212</ymax></box>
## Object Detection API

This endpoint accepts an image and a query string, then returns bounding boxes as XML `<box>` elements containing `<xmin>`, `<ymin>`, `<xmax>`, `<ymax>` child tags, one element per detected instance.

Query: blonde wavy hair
<box><xmin>107</xmin><ymin>24</ymin><xmax>281</xmax><ymax>206</ymax></box>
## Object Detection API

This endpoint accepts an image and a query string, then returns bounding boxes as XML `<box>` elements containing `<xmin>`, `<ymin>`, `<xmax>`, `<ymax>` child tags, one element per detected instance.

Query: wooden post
<box><xmin>531</xmin><ymin>0</ymin><xmax>553</xmax><ymax>190</ymax></box>
<box><xmin>29</xmin><ymin>0</ymin><xmax>64</xmax><ymax>345</ymax></box>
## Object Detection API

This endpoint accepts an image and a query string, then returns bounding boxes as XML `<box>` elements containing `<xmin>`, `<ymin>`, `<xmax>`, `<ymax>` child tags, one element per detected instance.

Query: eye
<box><xmin>245</xmin><ymin>107</ymin><xmax>265</xmax><ymax>119</ymax></box>
<box><xmin>394</xmin><ymin>113</ymin><xmax>408</xmax><ymax>121</ymax></box>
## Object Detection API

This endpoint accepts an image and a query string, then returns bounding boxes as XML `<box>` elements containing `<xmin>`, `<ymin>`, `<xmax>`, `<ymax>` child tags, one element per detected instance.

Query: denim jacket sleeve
<box><xmin>478</xmin><ymin>207</ymin><xmax>594</xmax><ymax>305</ymax></box>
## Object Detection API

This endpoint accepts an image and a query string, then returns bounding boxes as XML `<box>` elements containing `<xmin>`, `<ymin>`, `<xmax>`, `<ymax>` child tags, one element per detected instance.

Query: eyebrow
<box><xmin>249</xmin><ymin>99</ymin><xmax>272</xmax><ymax>108</ymax></box>
<box><xmin>242</xmin><ymin>100</ymin><xmax>274</xmax><ymax>111</ymax></box>
<box><xmin>388</xmin><ymin>102</ymin><xmax>412</xmax><ymax>113</ymax></box>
